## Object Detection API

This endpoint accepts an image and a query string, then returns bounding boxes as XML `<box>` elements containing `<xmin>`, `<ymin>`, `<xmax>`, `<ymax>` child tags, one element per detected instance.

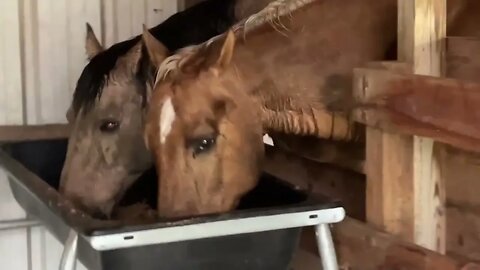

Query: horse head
<box><xmin>143</xmin><ymin>29</ymin><xmax>264</xmax><ymax>218</ymax></box>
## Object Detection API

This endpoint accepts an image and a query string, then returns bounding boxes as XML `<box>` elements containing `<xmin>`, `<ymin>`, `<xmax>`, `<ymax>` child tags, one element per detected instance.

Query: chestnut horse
<box><xmin>142</xmin><ymin>0</ymin><xmax>480</xmax><ymax>218</ymax></box>
<box><xmin>142</xmin><ymin>0</ymin><xmax>398</xmax><ymax>218</ymax></box>
<box><xmin>59</xmin><ymin>0</ymin><xmax>274</xmax><ymax>218</ymax></box>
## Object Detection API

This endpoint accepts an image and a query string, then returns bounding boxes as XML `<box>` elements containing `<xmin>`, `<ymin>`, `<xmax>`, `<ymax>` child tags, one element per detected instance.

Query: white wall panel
<box><xmin>12</xmin><ymin>0</ymin><xmax>177</xmax><ymax>125</ymax></box>
<box><xmin>0</xmin><ymin>0</ymin><xmax>24</xmax><ymax>125</ymax></box>
<box><xmin>0</xmin><ymin>1</ymin><xmax>28</xmax><ymax>269</ymax></box>
<box><xmin>0</xmin><ymin>1</ymin><xmax>179</xmax><ymax>269</ymax></box>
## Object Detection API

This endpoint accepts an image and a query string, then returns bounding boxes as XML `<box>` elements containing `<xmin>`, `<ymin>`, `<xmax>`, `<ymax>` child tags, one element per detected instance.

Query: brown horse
<box><xmin>59</xmin><ymin>0</ymin><xmax>275</xmax><ymax>218</ymax></box>
<box><xmin>142</xmin><ymin>0</ymin><xmax>400</xmax><ymax>218</ymax></box>
<box><xmin>143</xmin><ymin>0</ymin><xmax>480</xmax><ymax>219</ymax></box>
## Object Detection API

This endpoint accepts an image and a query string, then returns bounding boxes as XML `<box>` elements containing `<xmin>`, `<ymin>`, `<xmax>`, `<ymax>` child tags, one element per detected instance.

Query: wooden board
<box><xmin>357</xmin><ymin>61</ymin><xmax>415</xmax><ymax>240</ymax></box>
<box><xmin>440</xmin><ymin>144</ymin><xmax>480</xmax><ymax>261</ymax></box>
<box><xmin>264</xmin><ymin>146</ymin><xmax>366</xmax><ymax>220</ymax></box>
<box><xmin>267</xmin><ymin>133</ymin><xmax>365</xmax><ymax>174</ymax></box>
<box><xmin>353</xmin><ymin>68</ymin><xmax>480</xmax><ymax>153</ymax></box>
<box><xmin>0</xmin><ymin>124</ymin><xmax>70</xmax><ymax>143</ymax></box>
<box><xmin>399</xmin><ymin>0</ymin><xmax>446</xmax><ymax>252</ymax></box>
<box><xmin>361</xmin><ymin>0</ymin><xmax>447</xmax><ymax>253</ymax></box>
<box><xmin>298</xmin><ymin>217</ymin><xmax>480</xmax><ymax>270</ymax></box>
<box><xmin>446</xmin><ymin>36</ymin><xmax>480</xmax><ymax>83</ymax></box>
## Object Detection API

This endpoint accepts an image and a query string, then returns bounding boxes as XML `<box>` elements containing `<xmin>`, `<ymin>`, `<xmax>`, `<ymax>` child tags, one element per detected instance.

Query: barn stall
<box><xmin>1</xmin><ymin>0</ymin><xmax>480</xmax><ymax>269</ymax></box>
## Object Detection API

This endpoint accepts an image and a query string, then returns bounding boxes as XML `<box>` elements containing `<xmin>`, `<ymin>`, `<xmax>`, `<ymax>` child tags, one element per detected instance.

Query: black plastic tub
<box><xmin>0</xmin><ymin>138</ymin><xmax>345</xmax><ymax>270</ymax></box>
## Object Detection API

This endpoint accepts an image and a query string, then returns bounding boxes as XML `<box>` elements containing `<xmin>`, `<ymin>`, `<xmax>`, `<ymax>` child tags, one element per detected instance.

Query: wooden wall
<box><xmin>0</xmin><ymin>0</ymin><xmax>178</xmax><ymax>269</ymax></box>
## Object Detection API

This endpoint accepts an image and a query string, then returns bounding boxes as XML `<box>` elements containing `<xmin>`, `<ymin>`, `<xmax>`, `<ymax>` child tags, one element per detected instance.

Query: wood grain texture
<box><xmin>361</xmin><ymin>0</ymin><xmax>447</xmax><ymax>253</ymax></box>
<box><xmin>399</xmin><ymin>0</ymin><xmax>446</xmax><ymax>253</ymax></box>
<box><xmin>299</xmin><ymin>217</ymin><xmax>480</xmax><ymax>270</ymax></box>
<box><xmin>264</xmin><ymin>146</ymin><xmax>366</xmax><ymax>220</ymax></box>
<box><xmin>268</xmin><ymin>134</ymin><xmax>365</xmax><ymax>174</ymax></box>
<box><xmin>446</xmin><ymin>36</ymin><xmax>480</xmax><ymax>83</ymax></box>
<box><xmin>354</xmin><ymin>69</ymin><xmax>480</xmax><ymax>153</ymax></box>
<box><xmin>0</xmin><ymin>124</ymin><xmax>70</xmax><ymax>143</ymax></box>
<box><xmin>358</xmin><ymin>61</ymin><xmax>415</xmax><ymax>239</ymax></box>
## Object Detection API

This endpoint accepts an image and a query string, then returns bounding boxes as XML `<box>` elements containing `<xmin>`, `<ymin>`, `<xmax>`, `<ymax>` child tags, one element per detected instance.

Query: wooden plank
<box><xmin>359</xmin><ymin>67</ymin><xmax>416</xmax><ymax>240</ymax></box>
<box><xmin>362</xmin><ymin>0</ymin><xmax>447</xmax><ymax>253</ymax></box>
<box><xmin>0</xmin><ymin>124</ymin><xmax>70</xmax><ymax>142</ymax></box>
<box><xmin>446</xmin><ymin>36</ymin><xmax>480</xmax><ymax>83</ymax></box>
<box><xmin>353</xmin><ymin>69</ymin><xmax>480</xmax><ymax>153</ymax></box>
<box><xmin>364</xmin><ymin>61</ymin><xmax>412</xmax><ymax>73</ymax></box>
<box><xmin>267</xmin><ymin>134</ymin><xmax>365</xmax><ymax>174</ymax></box>
<box><xmin>359</xmin><ymin>61</ymin><xmax>415</xmax><ymax>240</ymax></box>
<box><xmin>264</xmin><ymin>146</ymin><xmax>366</xmax><ymax>220</ymax></box>
<box><xmin>443</xmin><ymin>146</ymin><xmax>480</xmax><ymax>211</ymax></box>
<box><xmin>440</xmin><ymin>144</ymin><xmax>480</xmax><ymax>261</ymax></box>
<box><xmin>299</xmin><ymin>217</ymin><xmax>480</xmax><ymax>270</ymax></box>
<box><xmin>447</xmin><ymin>206</ymin><xmax>480</xmax><ymax>261</ymax></box>
<box><xmin>399</xmin><ymin>0</ymin><xmax>446</xmax><ymax>253</ymax></box>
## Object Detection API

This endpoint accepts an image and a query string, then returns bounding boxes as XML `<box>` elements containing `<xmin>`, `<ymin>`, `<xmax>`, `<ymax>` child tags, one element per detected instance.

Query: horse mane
<box><xmin>155</xmin><ymin>0</ymin><xmax>318</xmax><ymax>84</ymax></box>
<box><xmin>72</xmin><ymin>0</ymin><xmax>238</xmax><ymax>115</ymax></box>
<box><xmin>72</xmin><ymin>37</ymin><xmax>145</xmax><ymax>115</ymax></box>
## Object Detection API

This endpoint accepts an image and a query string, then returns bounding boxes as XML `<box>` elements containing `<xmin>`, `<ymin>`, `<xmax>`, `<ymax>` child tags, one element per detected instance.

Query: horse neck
<box><xmin>227</xmin><ymin>0</ymin><xmax>398</xmax><ymax>110</ymax></box>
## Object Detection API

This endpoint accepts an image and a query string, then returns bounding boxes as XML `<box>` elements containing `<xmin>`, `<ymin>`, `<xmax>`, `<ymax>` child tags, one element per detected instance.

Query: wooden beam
<box><xmin>362</xmin><ymin>0</ymin><xmax>447</xmax><ymax>253</ymax></box>
<box><xmin>398</xmin><ymin>0</ymin><xmax>446</xmax><ymax>253</ymax></box>
<box><xmin>353</xmin><ymin>69</ymin><xmax>480</xmax><ymax>153</ymax></box>
<box><xmin>0</xmin><ymin>124</ymin><xmax>70</xmax><ymax>142</ymax></box>
<box><xmin>446</xmin><ymin>36</ymin><xmax>480</xmax><ymax>83</ymax></box>
<box><xmin>266</xmin><ymin>134</ymin><xmax>365</xmax><ymax>174</ymax></box>
<box><xmin>264</xmin><ymin>146</ymin><xmax>366</xmax><ymax>220</ymax></box>
<box><xmin>356</xmin><ymin>63</ymin><xmax>415</xmax><ymax>241</ymax></box>
<box><xmin>298</xmin><ymin>217</ymin><xmax>480</xmax><ymax>270</ymax></box>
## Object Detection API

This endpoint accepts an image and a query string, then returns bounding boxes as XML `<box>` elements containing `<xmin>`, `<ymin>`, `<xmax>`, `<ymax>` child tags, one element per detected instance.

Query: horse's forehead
<box><xmin>98</xmin><ymin>80</ymin><xmax>140</xmax><ymax>108</ymax></box>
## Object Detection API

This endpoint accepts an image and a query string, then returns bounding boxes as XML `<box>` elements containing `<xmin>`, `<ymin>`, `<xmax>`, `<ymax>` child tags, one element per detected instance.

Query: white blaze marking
<box><xmin>159</xmin><ymin>97</ymin><xmax>176</xmax><ymax>144</ymax></box>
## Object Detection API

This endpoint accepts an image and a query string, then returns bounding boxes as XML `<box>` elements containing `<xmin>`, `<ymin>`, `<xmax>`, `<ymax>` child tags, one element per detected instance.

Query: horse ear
<box><xmin>118</xmin><ymin>41</ymin><xmax>143</xmax><ymax>75</ymax></box>
<box><xmin>85</xmin><ymin>23</ymin><xmax>103</xmax><ymax>60</ymax></box>
<box><xmin>142</xmin><ymin>24</ymin><xmax>170</xmax><ymax>69</ymax></box>
<box><xmin>212</xmin><ymin>30</ymin><xmax>236</xmax><ymax>71</ymax></box>
<box><xmin>217</xmin><ymin>30</ymin><xmax>236</xmax><ymax>68</ymax></box>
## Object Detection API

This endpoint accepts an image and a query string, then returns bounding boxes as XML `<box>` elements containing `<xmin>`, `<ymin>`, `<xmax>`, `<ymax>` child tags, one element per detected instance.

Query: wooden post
<box><xmin>365</xmin><ymin>0</ymin><xmax>446</xmax><ymax>253</ymax></box>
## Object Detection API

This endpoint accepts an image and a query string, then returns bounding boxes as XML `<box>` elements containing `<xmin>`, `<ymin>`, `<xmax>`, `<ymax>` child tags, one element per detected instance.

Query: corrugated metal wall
<box><xmin>0</xmin><ymin>0</ymin><xmax>178</xmax><ymax>269</ymax></box>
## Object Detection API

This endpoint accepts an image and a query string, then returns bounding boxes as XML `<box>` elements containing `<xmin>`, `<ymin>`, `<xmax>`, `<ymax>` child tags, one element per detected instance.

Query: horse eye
<box><xmin>190</xmin><ymin>137</ymin><xmax>216</xmax><ymax>157</ymax></box>
<box><xmin>99</xmin><ymin>120</ymin><xmax>120</xmax><ymax>133</ymax></box>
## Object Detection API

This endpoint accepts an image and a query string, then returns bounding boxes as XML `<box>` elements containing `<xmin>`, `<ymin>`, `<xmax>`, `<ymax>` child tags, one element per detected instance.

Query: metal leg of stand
<box><xmin>59</xmin><ymin>230</ymin><xmax>78</xmax><ymax>270</ymax></box>
<box><xmin>315</xmin><ymin>223</ymin><xmax>339</xmax><ymax>270</ymax></box>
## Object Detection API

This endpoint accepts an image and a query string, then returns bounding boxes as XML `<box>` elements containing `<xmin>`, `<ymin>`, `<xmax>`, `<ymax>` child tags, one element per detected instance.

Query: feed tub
<box><xmin>0</xmin><ymin>137</ymin><xmax>345</xmax><ymax>270</ymax></box>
